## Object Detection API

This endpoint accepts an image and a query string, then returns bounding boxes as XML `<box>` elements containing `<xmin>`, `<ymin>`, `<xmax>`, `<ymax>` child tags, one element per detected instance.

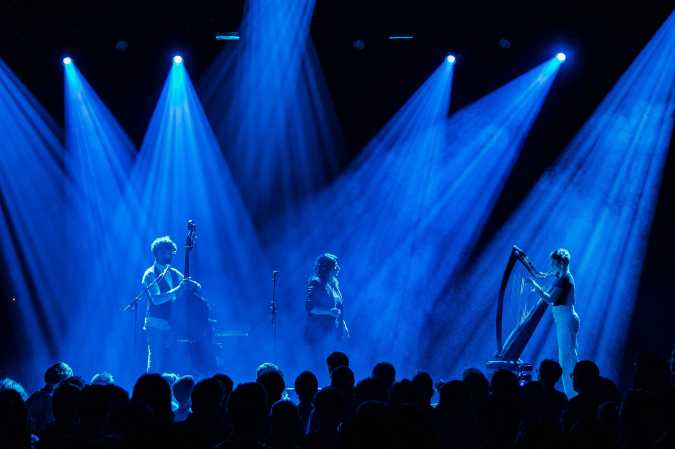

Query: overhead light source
<box><xmin>62</xmin><ymin>57</ymin><xmax>73</xmax><ymax>65</ymax></box>
<box><xmin>215</xmin><ymin>32</ymin><xmax>240</xmax><ymax>41</ymax></box>
<box><xmin>388</xmin><ymin>33</ymin><xmax>415</xmax><ymax>40</ymax></box>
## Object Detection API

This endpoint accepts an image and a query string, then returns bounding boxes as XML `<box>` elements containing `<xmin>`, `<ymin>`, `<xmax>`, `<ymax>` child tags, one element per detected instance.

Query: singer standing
<box><xmin>304</xmin><ymin>253</ymin><xmax>348</xmax><ymax>360</ymax></box>
<box><xmin>141</xmin><ymin>235</ymin><xmax>197</xmax><ymax>372</ymax></box>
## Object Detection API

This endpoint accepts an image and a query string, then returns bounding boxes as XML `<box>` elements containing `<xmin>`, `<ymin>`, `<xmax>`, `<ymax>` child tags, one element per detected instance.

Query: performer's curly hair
<box><xmin>151</xmin><ymin>236</ymin><xmax>177</xmax><ymax>257</ymax></box>
<box><xmin>550</xmin><ymin>248</ymin><xmax>571</xmax><ymax>267</ymax></box>
<box><xmin>314</xmin><ymin>253</ymin><xmax>339</xmax><ymax>280</ymax></box>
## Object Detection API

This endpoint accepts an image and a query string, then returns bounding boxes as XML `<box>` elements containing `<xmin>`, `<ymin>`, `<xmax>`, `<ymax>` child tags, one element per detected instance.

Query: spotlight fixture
<box><xmin>62</xmin><ymin>57</ymin><xmax>72</xmax><ymax>65</ymax></box>
<box><xmin>388</xmin><ymin>33</ymin><xmax>414</xmax><ymax>40</ymax></box>
<box><xmin>556</xmin><ymin>52</ymin><xmax>567</xmax><ymax>62</ymax></box>
<box><xmin>173</xmin><ymin>55</ymin><xmax>183</xmax><ymax>64</ymax></box>
<box><xmin>215</xmin><ymin>32</ymin><xmax>240</xmax><ymax>41</ymax></box>
<box><xmin>446</xmin><ymin>54</ymin><xmax>456</xmax><ymax>64</ymax></box>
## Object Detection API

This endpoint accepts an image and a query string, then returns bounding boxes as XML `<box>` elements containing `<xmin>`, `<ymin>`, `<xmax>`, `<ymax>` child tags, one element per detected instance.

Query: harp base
<box><xmin>486</xmin><ymin>359</ymin><xmax>534</xmax><ymax>385</ymax></box>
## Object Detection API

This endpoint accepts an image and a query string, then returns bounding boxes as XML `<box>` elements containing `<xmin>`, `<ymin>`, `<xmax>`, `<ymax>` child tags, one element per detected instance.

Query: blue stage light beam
<box><xmin>0</xmin><ymin>59</ymin><xmax>69</xmax><ymax>389</ymax></box>
<box><xmin>200</xmin><ymin>0</ymin><xmax>341</xmax><ymax>223</ymax></box>
<box><xmin>122</xmin><ymin>60</ymin><xmax>270</xmax><ymax>377</ymax></box>
<box><xmin>265</xmin><ymin>56</ymin><xmax>562</xmax><ymax>378</ymax></box>
<box><xmin>384</xmin><ymin>57</ymin><xmax>564</xmax><ymax>367</ymax></box>
<box><xmin>434</xmin><ymin>12</ymin><xmax>675</xmax><ymax>382</ymax></box>
<box><xmin>62</xmin><ymin>61</ymin><xmax>138</xmax><ymax>377</ymax></box>
<box><xmin>260</xmin><ymin>60</ymin><xmax>454</xmax><ymax>378</ymax></box>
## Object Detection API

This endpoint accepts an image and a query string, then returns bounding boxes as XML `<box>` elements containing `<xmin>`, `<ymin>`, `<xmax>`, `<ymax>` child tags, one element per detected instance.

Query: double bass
<box><xmin>171</xmin><ymin>220</ymin><xmax>211</xmax><ymax>342</ymax></box>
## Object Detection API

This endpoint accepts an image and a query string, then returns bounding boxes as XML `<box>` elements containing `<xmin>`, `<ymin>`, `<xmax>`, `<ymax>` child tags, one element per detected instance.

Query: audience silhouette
<box><xmin>1</xmin><ymin>352</ymin><xmax>673</xmax><ymax>449</ymax></box>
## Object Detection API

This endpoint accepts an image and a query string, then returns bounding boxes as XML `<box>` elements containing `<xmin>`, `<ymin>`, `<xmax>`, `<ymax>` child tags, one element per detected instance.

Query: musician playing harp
<box><xmin>526</xmin><ymin>248</ymin><xmax>579</xmax><ymax>396</ymax></box>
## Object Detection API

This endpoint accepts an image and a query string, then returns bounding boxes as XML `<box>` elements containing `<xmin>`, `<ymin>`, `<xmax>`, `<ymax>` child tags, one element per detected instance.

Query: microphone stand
<box><xmin>270</xmin><ymin>271</ymin><xmax>278</xmax><ymax>361</ymax></box>
<box><xmin>123</xmin><ymin>265</ymin><xmax>171</xmax><ymax>370</ymax></box>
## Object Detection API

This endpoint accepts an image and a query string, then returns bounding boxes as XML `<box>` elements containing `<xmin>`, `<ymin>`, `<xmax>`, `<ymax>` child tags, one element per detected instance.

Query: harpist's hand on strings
<box><xmin>526</xmin><ymin>278</ymin><xmax>542</xmax><ymax>292</ymax></box>
<box><xmin>535</xmin><ymin>271</ymin><xmax>549</xmax><ymax>279</ymax></box>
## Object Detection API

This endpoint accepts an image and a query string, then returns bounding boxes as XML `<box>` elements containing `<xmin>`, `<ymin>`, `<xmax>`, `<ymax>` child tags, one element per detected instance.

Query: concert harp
<box><xmin>487</xmin><ymin>245</ymin><xmax>552</xmax><ymax>373</ymax></box>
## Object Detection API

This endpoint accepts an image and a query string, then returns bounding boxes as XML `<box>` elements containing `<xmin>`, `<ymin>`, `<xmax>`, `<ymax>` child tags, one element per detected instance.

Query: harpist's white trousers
<box><xmin>552</xmin><ymin>305</ymin><xmax>580</xmax><ymax>397</ymax></box>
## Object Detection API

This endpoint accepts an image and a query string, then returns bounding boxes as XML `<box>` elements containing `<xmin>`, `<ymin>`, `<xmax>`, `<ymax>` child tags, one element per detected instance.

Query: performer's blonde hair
<box><xmin>550</xmin><ymin>248</ymin><xmax>571</xmax><ymax>267</ymax></box>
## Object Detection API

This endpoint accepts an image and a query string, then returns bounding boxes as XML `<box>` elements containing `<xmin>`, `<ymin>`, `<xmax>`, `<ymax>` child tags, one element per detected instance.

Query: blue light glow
<box><xmin>63</xmin><ymin>57</ymin><xmax>72</xmax><ymax>65</ymax></box>
<box><xmin>122</xmin><ymin>59</ymin><xmax>269</xmax><ymax>379</ymax></box>
<box><xmin>446</xmin><ymin>54</ymin><xmax>456</xmax><ymax>64</ymax></box>
<box><xmin>556</xmin><ymin>52</ymin><xmax>567</xmax><ymax>62</ymax></box>
<box><xmin>0</xmin><ymin>58</ymin><xmax>67</xmax><ymax>389</ymax></box>
<box><xmin>173</xmin><ymin>55</ymin><xmax>183</xmax><ymax>64</ymax></box>
<box><xmin>200</xmin><ymin>0</ymin><xmax>340</xmax><ymax>222</ymax></box>
<box><xmin>265</xmin><ymin>56</ymin><xmax>562</xmax><ymax>378</ymax></box>
<box><xmin>62</xmin><ymin>60</ymin><xmax>138</xmax><ymax>379</ymax></box>
<box><xmin>430</xmin><ymin>12</ymin><xmax>675</xmax><ymax>382</ymax></box>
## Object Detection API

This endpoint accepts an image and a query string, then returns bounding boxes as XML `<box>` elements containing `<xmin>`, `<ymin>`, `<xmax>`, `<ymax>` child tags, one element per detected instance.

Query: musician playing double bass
<box><xmin>304</xmin><ymin>253</ymin><xmax>349</xmax><ymax>355</ymax></box>
<box><xmin>526</xmin><ymin>248</ymin><xmax>580</xmax><ymax>396</ymax></box>
<box><xmin>142</xmin><ymin>235</ymin><xmax>201</xmax><ymax>373</ymax></box>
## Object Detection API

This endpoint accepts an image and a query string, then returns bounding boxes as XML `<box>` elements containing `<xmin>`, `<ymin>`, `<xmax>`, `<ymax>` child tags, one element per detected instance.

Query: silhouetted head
<box><xmin>412</xmin><ymin>372</ymin><xmax>434</xmax><ymax>407</ymax></box>
<box><xmin>390</xmin><ymin>379</ymin><xmax>416</xmax><ymax>406</ymax></box>
<box><xmin>572</xmin><ymin>360</ymin><xmax>600</xmax><ymax>394</ymax></box>
<box><xmin>212</xmin><ymin>374</ymin><xmax>234</xmax><ymax>399</ymax></box>
<box><xmin>90</xmin><ymin>372</ymin><xmax>115</xmax><ymax>386</ymax></box>
<box><xmin>351</xmin><ymin>401</ymin><xmax>393</xmax><ymax>447</ymax></box>
<box><xmin>257</xmin><ymin>369</ymin><xmax>286</xmax><ymax>407</ymax></box>
<box><xmin>173</xmin><ymin>375</ymin><xmax>195</xmax><ymax>407</ymax></box>
<box><xmin>294</xmin><ymin>371</ymin><xmax>318</xmax><ymax>403</ymax></box>
<box><xmin>372</xmin><ymin>362</ymin><xmax>396</xmax><ymax>391</ymax></box>
<box><xmin>270</xmin><ymin>400</ymin><xmax>303</xmax><ymax>448</ymax></box>
<box><xmin>227</xmin><ymin>382</ymin><xmax>268</xmax><ymax>438</ymax></box>
<box><xmin>256</xmin><ymin>362</ymin><xmax>282</xmax><ymax>379</ymax></box>
<box><xmin>462</xmin><ymin>368</ymin><xmax>489</xmax><ymax>402</ymax></box>
<box><xmin>326</xmin><ymin>351</ymin><xmax>349</xmax><ymax>375</ymax></box>
<box><xmin>0</xmin><ymin>389</ymin><xmax>30</xmax><ymax>449</ymax></box>
<box><xmin>191</xmin><ymin>377</ymin><xmax>225</xmax><ymax>418</ymax></box>
<box><xmin>490</xmin><ymin>369</ymin><xmax>520</xmax><ymax>398</ymax></box>
<box><xmin>52</xmin><ymin>383</ymin><xmax>81</xmax><ymax>425</ymax></box>
<box><xmin>313</xmin><ymin>386</ymin><xmax>346</xmax><ymax>432</ymax></box>
<box><xmin>330</xmin><ymin>366</ymin><xmax>355</xmax><ymax>393</ymax></box>
<box><xmin>438</xmin><ymin>380</ymin><xmax>469</xmax><ymax>412</ymax></box>
<box><xmin>44</xmin><ymin>362</ymin><xmax>74</xmax><ymax>386</ymax></box>
<box><xmin>0</xmin><ymin>378</ymin><xmax>28</xmax><ymax>401</ymax></box>
<box><xmin>355</xmin><ymin>377</ymin><xmax>388</xmax><ymax>405</ymax></box>
<box><xmin>538</xmin><ymin>359</ymin><xmax>563</xmax><ymax>388</ymax></box>
<box><xmin>78</xmin><ymin>384</ymin><xmax>114</xmax><ymax>431</ymax></box>
<box><xmin>132</xmin><ymin>373</ymin><xmax>172</xmax><ymax>422</ymax></box>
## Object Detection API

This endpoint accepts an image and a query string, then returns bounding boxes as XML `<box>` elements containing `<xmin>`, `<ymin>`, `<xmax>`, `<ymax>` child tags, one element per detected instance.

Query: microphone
<box><xmin>158</xmin><ymin>264</ymin><xmax>171</xmax><ymax>280</ymax></box>
<box><xmin>272</xmin><ymin>270</ymin><xmax>279</xmax><ymax>279</ymax></box>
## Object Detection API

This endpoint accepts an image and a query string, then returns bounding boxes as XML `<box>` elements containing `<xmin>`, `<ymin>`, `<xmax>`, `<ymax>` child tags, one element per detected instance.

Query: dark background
<box><xmin>1</xmin><ymin>1</ymin><xmax>673</xmax><ymax>384</ymax></box>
